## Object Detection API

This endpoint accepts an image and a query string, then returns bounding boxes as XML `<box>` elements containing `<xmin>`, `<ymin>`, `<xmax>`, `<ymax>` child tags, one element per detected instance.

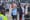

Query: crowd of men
<box><xmin>10</xmin><ymin>2</ymin><xmax>29</xmax><ymax>20</ymax></box>
<box><xmin>0</xmin><ymin>0</ymin><xmax>30</xmax><ymax>20</ymax></box>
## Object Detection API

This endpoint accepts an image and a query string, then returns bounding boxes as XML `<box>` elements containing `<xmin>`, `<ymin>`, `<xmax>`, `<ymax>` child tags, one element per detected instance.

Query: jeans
<box><xmin>12</xmin><ymin>15</ymin><xmax>17</xmax><ymax>20</ymax></box>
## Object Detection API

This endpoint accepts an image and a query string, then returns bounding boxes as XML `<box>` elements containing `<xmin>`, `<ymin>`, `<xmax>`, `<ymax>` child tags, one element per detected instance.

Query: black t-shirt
<box><xmin>17</xmin><ymin>7</ymin><xmax>23</xmax><ymax>15</ymax></box>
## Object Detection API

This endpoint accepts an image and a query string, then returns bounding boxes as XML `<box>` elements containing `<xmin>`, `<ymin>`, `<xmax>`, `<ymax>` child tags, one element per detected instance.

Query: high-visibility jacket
<box><xmin>0</xmin><ymin>13</ymin><xmax>8</xmax><ymax>20</ymax></box>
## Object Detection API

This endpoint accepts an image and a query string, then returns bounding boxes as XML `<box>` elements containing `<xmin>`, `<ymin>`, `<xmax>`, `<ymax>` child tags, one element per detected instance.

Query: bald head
<box><xmin>12</xmin><ymin>3</ymin><xmax>17</xmax><ymax>8</ymax></box>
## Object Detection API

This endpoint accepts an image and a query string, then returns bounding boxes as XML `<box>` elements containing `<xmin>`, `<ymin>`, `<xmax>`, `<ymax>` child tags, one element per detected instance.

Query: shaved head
<box><xmin>12</xmin><ymin>3</ymin><xmax>17</xmax><ymax>8</ymax></box>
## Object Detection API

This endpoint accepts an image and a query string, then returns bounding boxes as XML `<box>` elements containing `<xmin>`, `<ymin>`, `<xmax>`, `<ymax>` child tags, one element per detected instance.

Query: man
<box><xmin>21</xmin><ymin>3</ymin><xmax>27</xmax><ymax>20</ymax></box>
<box><xmin>17</xmin><ymin>3</ymin><xmax>23</xmax><ymax>20</ymax></box>
<box><xmin>5</xmin><ymin>3</ymin><xmax>10</xmax><ymax>11</ymax></box>
<box><xmin>0</xmin><ymin>3</ymin><xmax>8</xmax><ymax>20</ymax></box>
<box><xmin>17</xmin><ymin>3</ymin><xmax>26</xmax><ymax>20</ymax></box>
<box><xmin>11</xmin><ymin>2</ymin><xmax>17</xmax><ymax>20</ymax></box>
<box><xmin>21</xmin><ymin>3</ymin><xmax>26</xmax><ymax>20</ymax></box>
<box><xmin>24</xmin><ymin>4</ymin><xmax>28</xmax><ymax>19</ymax></box>
<box><xmin>0</xmin><ymin>11</ymin><xmax>8</xmax><ymax>20</ymax></box>
<box><xmin>21</xmin><ymin>3</ymin><xmax>28</xmax><ymax>20</ymax></box>
<box><xmin>0</xmin><ymin>3</ymin><xmax>5</xmax><ymax>16</ymax></box>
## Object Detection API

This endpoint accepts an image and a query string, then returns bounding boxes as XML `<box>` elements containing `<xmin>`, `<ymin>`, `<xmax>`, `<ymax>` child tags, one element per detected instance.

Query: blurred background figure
<box><xmin>20</xmin><ymin>3</ymin><xmax>28</xmax><ymax>20</ymax></box>
<box><xmin>5</xmin><ymin>3</ymin><xmax>10</xmax><ymax>11</ymax></box>
<box><xmin>0</xmin><ymin>3</ymin><xmax>5</xmax><ymax>15</ymax></box>
<box><xmin>0</xmin><ymin>3</ymin><xmax>8</xmax><ymax>20</ymax></box>
<box><xmin>17</xmin><ymin>3</ymin><xmax>23</xmax><ymax>20</ymax></box>
<box><xmin>21</xmin><ymin>3</ymin><xmax>26</xmax><ymax>20</ymax></box>
<box><xmin>11</xmin><ymin>2</ymin><xmax>17</xmax><ymax>20</ymax></box>
<box><xmin>24</xmin><ymin>4</ymin><xmax>29</xmax><ymax>20</ymax></box>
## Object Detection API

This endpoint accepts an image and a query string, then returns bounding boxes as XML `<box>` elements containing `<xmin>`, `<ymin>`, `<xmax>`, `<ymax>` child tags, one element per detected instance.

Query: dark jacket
<box><xmin>0</xmin><ymin>6</ymin><xmax>3</xmax><ymax>11</ymax></box>
<box><xmin>0</xmin><ymin>6</ymin><xmax>5</xmax><ymax>10</ymax></box>
<box><xmin>0</xmin><ymin>6</ymin><xmax>5</xmax><ymax>16</ymax></box>
<box><xmin>17</xmin><ymin>7</ymin><xmax>23</xmax><ymax>15</ymax></box>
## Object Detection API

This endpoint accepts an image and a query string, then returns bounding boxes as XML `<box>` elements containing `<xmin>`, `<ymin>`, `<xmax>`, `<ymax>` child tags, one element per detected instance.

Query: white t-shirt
<box><xmin>5</xmin><ymin>4</ymin><xmax>10</xmax><ymax>9</ymax></box>
<box><xmin>21</xmin><ymin>6</ymin><xmax>28</xmax><ymax>15</ymax></box>
<box><xmin>21</xmin><ymin>7</ymin><xmax>24</xmax><ymax>14</ymax></box>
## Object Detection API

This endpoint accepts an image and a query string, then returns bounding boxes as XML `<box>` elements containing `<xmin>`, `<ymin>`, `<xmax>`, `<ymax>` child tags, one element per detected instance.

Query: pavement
<box><xmin>5</xmin><ymin>11</ymin><xmax>19</xmax><ymax>20</ymax></box>
<box><xmin>5</xmin><ymin>11</ymin><xmax>28</xmax><ymax>20</ymax></box>
<box><xmin>5</xmin><ymin>11</ymin><xmax>12</xmax><ymax>20</ymax></box>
